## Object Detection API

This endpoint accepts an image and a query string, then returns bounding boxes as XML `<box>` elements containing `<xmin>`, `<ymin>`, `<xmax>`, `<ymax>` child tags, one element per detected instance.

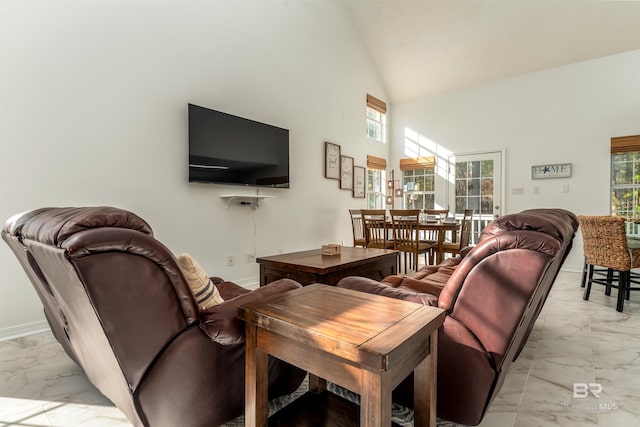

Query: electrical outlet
<box><xmin>247</xmin><ymin>252</ymin><xmax>256</xmax><ymax>263</ymax></box>
<box><xmin>227</xmin><ymin>256</ymin><xmax>234</xmax><ymax>267</ymax></box>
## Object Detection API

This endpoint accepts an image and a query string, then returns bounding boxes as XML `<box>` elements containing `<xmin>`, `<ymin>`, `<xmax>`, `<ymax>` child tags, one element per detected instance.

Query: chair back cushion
<box><xmin>4</xmin><ymin>206</ymin><xmax>153</xmax><ymax>246</ymax></box>
<box><xmin>578</xmin><ymin>215</ymin><xmax>635</xmax><ymax>270</ymax></box>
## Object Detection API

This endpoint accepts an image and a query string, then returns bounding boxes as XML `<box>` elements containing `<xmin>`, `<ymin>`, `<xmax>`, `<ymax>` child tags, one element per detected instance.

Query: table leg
<box><xmin>308</xmin><ymin>374</ymin><xmax>327</xmax><ymax>394</ymax></box>
<box><xmin>360</xmin><ymin>368</ymin><xmax>391</xmax><ymax>427</ymax></box>
<box><xmin>436</xmin><ymin>229</ymin><xmax>445</xmax><ymax>264</ymax></box>
<box><xmin>259</xmin><ymin>264</ymin><xmax>266</xmax><ymax>287</ymax></box>
<box><xmin>414</xmin><ymin>330</ymin><xmax>438</xmax><ymax>427</ymax></box>
<box><xmin>245</xmin><ymin>325</ymin><xmax>268</xmax><ymax>427</ymax></box>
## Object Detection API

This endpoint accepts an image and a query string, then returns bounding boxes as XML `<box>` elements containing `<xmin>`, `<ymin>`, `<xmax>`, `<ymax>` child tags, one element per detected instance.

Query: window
<box><xmin>399</xmin><ymin>156</ymin><xmax>436</xmax><ymax>209</ymax></box>
<box><xmin>402</xmin><ymin>168</ymin><xmax>435</xmax><ymax>209</ymax></box>
<box><xmin>367</xmin><ymin>168</ymin><xmax>385</xmax><ymax>208</ymax></box>
<box><xmin>612</xmin><ymin>152</ymin><xmax>640</xmax><ymax>219</ymax></box>
<box><xmin>611</xmin><ymin>135</ymin><xmax>640</xmax><ymax>233</ymax></box>
<box><xmin>366</xmin><ymin>94</ymin><xmax>387</xmax><ymax>143</ymax></box>
<box><xmin>366</xmin><ymin>154</ymin><xmax>387</xmax><ymax>208</ymax></box>
<box><xmin>367</xmin><ymin>107</ymin><xmax>386</xmax><ymax>142</ymax></box>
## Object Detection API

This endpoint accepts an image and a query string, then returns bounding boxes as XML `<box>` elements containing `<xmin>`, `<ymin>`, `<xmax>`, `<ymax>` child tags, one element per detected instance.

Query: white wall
<box><xmin>391</xmin><ymin>49</ymin><xmax>640</xmax><ymax>271</ymax></box>
<box><xmin>0</xmin><ymin>0</ymin><xmax>389</xmax><ymax>335</ymax></box>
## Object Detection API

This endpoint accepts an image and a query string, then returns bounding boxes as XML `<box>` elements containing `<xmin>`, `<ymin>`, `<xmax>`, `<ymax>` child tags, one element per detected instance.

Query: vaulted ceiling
<box><xmin>344</xmin><ymin>0</ymin><xmax>640</xmax><ymax>103</ymax></box>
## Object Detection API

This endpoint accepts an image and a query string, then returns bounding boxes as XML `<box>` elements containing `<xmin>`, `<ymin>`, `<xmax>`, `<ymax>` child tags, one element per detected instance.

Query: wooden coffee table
<box><xmin>238</xmin><ymin>284</ymin><xmax>446</xmax><ymax>427</ymax></box>
<box><xmin>256</xmin><ymin>247</ymin><xmax>398</xmax><ymax>287</ymax></box>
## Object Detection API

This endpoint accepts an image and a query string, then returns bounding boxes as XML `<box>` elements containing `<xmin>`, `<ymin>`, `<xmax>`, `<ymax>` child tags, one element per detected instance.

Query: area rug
<box><xmin>221</xmin><ymin>375</ymin><xmax>465</xmax><ymax>426</ymax></box>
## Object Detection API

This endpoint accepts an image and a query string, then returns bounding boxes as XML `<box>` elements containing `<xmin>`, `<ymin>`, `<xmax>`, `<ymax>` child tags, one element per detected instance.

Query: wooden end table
<box><xmin>238</xmin><ymin>284</ymin><xmax>445</xmax><ymax>427</ymax></box>
<box><xmin>256</xmin><ymin>247</ymin><xmax>398</xmax><ymax>286</ymax></box>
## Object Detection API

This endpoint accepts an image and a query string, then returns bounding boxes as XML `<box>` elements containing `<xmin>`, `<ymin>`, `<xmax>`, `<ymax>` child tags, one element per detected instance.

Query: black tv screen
<box><xmin>188</xmin><ymin>103</ymin><xmax>290</xmax><ymax>188</ymax></box>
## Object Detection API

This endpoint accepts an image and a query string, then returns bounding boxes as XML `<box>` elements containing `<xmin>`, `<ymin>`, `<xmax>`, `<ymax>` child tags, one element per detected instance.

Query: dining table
<box><xmin>370</xmin><ymin>216</ymin><xmax>462</xmax><ymax>266</ymax></box>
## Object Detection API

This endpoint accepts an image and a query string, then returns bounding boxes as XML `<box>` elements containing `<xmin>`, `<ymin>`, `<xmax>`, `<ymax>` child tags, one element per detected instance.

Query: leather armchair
<box><xmin>338</xmin><ymin>208</ymin><xmax>578</xmax><ymax>425</ymax></box>
<box><xmin>2</xmin><ymin>206</ymin><xmax>306</xmax><ymax>427</ymax></box>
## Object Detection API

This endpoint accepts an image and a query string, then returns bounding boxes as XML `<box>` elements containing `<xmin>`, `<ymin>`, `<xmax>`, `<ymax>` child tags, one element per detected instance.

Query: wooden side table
<box><xmin>238</xmin><ymin>284</ymin><xmax>445</xmax><ymax>427</ymax></box>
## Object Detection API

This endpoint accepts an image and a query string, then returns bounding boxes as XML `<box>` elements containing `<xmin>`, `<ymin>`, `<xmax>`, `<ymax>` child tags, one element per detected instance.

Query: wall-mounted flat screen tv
<box><xmin>188</xmin><ymin>103</ymin><xmax>290</xmax><ymax>188</ymax></box>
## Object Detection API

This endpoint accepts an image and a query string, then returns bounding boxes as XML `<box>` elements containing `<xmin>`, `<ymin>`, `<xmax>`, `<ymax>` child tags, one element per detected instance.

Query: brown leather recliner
<box><xmin>338</xmin><ymin>208</ymin><xmax>578</xmax><ymax>425</ymax></box>
<box><xmin>2</xmin><ymin>207</ymin><xmax>306</xmax><ymax>427</ymax></box>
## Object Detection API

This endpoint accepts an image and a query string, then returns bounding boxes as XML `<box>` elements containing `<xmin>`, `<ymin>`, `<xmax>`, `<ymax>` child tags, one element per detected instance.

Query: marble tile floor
<box><xmin>1</xmin><ymin>270</ymin><xmax>639</xmax><ymax>427</ymax></box>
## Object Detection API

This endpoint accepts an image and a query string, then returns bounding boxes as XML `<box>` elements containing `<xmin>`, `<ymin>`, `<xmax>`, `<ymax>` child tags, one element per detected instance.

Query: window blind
<box><xmin>399</xmin><ymin>156</ymin><xmax>436</xmax><ymax>171</ymax></box>
<box><xmin>366</xmin><ymin>94</ymin><xmax>387</xmax><ymax>114</ymax></box>
<box><xmin>611</xmin><ymin>135</ymin><xmax>640</xmax><ymax>153</ymax></box>
<box><xmin>367</xmin><ymin>155</ymin><xmax>386</xmax><ymax>170</ymax></box>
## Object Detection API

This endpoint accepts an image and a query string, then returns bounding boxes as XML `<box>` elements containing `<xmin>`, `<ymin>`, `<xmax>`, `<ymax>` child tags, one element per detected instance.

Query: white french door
<box><xmin>447</xmin><ymin>151</ymin><xmax>504</xmax><ymax>244</ymax></box>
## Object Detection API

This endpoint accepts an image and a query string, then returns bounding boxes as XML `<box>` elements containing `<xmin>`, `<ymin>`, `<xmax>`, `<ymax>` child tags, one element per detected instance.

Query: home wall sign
<box><xmin>531</xmin><ymin>163</ymin><xmax>572</xmax><ymax>179</ymax></box>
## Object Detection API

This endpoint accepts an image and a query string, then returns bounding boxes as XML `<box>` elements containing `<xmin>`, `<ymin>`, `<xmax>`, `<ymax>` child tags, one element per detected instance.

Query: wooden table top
<box><xmin>256</xmin><ymin>247</ymin><xmax>397</xmax><ymax>272</ymax></box>
<box><xmin>418</xmin><ymin>220</ymin><xmax>459</xmax><ymax>231</ymax></box>
<box><xmin>238</xmin><ymin>284</ymin><xmax>445</xmax><ymax>370</ymax></box>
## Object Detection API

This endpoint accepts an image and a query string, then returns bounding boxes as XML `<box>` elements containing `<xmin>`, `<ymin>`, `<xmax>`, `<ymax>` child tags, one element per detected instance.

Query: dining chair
<box><xmin>361</xmin><ymin>209</ymin><xmax>395</xmax><ymax>250</ymax></box>
<box><xmin>390</xmin><ymin>210</ymin><xmax>434</xmax><ymax>273</ymax></box>
<box><xmin>423</xmin><ymin>208</ymin><xmax>449</xmax><ymax>219</ymax></box>
<box><xmin>420</xmin><ymin>209</ymin><xmax>448</xmax><ymax>247</ymax></box>
<box><xmin>578</xmin><ymin>215</ymin><xmax>640</xmax><ymax>312</ymax></box>
<box><xmin>442</xmin><ymin>209</ymin><xmax>474</xmax><ymax>258</ymax></box>
<box><xmin>348</xmin><ymin>209</ymin><xmax>367</xmax><ymax>248</ymax></box>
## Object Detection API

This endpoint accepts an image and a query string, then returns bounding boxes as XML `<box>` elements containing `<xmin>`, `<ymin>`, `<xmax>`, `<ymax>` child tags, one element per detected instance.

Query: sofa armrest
<box><xmin>337</xmin><ymin>276</ymin><xmax>438</xmax><ymax>306</ymax></box>
<box><xmin>198</xmin><ymin>278</ymin><xmax>302</xmax><ymax>345</ymax></box>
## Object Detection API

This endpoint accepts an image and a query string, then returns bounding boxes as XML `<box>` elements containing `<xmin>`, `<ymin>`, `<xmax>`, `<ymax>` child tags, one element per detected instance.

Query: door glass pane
<box><xmin>481</xmin><ymin>196</ymin><xmax>493</xmax><ymax>214</ymax></box>
<box><xmin>456</xmin><ymin>162</ymin><xmax>468</xmax><ymax>179</ymax></box>
<box><xmin>481</xmin><ymin>160</ymin><xmax>494</xmax><ymax>178</ymax></box>
<box><xmin>455</xmin><ymin>179</ymin><xmax>467</xmax><ymax>196</ymax></box>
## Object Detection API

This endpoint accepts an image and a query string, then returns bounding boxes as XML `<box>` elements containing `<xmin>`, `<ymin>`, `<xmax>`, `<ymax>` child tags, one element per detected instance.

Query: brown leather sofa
<box><xmin>2</xmin><ymin>207</ymin><xmax>306</xmax><ymax>427</ymax></box>
<box><xmin>338</xmin><ymin>208</ymin><xmax>578</xmax><ymax>425</ymax></box>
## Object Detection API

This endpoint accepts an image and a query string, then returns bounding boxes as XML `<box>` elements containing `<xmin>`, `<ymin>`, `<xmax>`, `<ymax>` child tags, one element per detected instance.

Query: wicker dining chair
<box><xmin>348</xmin><ymin>209</ymin><xmax>367</xmax><ymax>248</ymax></box>
<box><xmin>578</xmin><ymin>215</ymin><xmax>640</xmax><ymax>312</ymax></box>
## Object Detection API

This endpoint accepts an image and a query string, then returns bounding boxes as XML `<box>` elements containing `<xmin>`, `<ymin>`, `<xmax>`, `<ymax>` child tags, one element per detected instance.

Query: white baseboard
<box><xmin>0</xmin><ymin>320</ymin><xmax>49</xmax><ymax>343</ymax></box>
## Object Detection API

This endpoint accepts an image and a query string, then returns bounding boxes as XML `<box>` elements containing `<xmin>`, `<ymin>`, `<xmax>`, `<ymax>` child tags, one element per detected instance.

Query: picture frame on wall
<box><xmin>324</xmin><ymin>141</ymin><xmax>341</xmax><ymax>180</ymax></box>
<box><xmin>531</xmin><ymin>163</ymin><xmax>572</xmax><ymax>179</ymax></box>
<box><xmin>340</xmin><ymin>155</ymin><xmax>354</xmax><ymax>190</ymax></box>
<box><xmin>353</xmin><ymin>166</ymin><xmax>365</xmax><ymax>198</ymax></box>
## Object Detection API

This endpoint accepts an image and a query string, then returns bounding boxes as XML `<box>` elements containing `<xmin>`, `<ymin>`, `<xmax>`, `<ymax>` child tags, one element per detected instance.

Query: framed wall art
<box><xmin>353</xmin><ymin>165</ymin><xmax>365</xmax><ymax>198</ymax></box>
<box><xmin>340</xmin><ymin>155</ymin><xmax>354</xmax><ymax>190</ymax></box>
<box><xmin>324</xmin><ymin>141</ymin><xmax>341</xmax><ymax>180</ymax></box>
<box><xmin>531</xmin><ymin>163</ymin><xmax>572</xmax><ymax>179</ymax></box>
